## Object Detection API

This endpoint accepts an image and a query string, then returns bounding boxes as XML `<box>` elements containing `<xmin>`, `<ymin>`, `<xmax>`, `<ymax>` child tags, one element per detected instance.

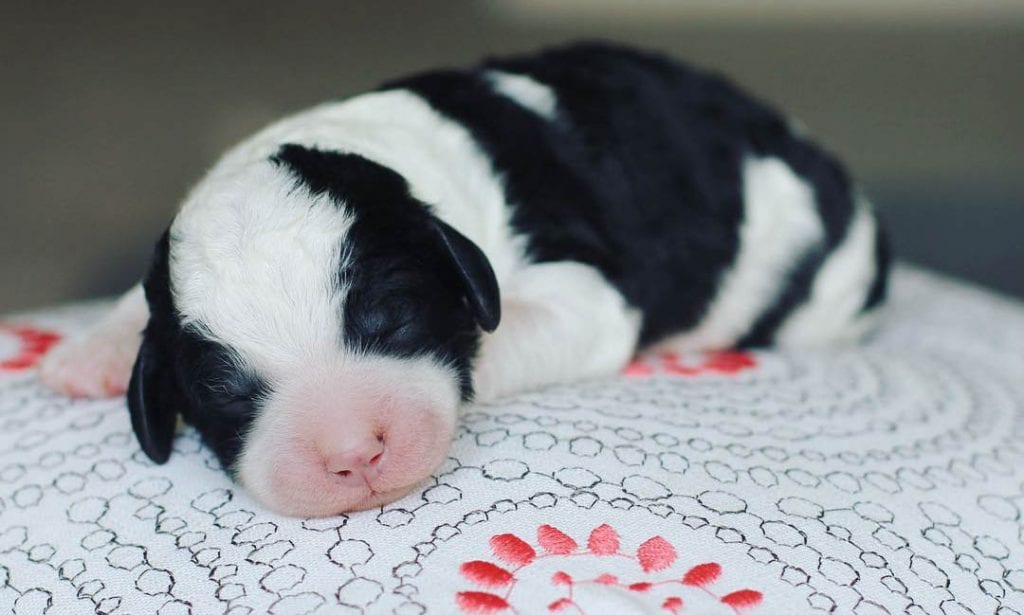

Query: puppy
<box><xmin>40</xmin><ymin>42</ymin><xmax>889</xmax><ymax>517</ymax></box>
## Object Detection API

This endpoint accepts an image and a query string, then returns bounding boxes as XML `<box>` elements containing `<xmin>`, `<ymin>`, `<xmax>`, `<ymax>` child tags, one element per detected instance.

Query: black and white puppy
<box><xmin>40</xmin><ymin>42</ymin><xmax>889</xmax><ymax>517</ymax></box>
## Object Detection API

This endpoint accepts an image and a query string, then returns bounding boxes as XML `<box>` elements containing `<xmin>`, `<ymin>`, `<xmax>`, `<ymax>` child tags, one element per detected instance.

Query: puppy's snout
<box><xmin>323</xmin><ymin>432</ymin><xmax>386</xmax><ymax>481</ymax></box>
<box><xmin>239</xmin><ymin>364</ymin><xmax>460</xmax><ymax>516</ymax></box>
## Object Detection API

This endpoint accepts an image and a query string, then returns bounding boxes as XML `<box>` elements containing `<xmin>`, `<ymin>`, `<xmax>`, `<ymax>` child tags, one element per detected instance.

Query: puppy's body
<box><xmin>41</xmin><ymin>43</ymin><xmax>889</xmax><ymax>516</ymax></box>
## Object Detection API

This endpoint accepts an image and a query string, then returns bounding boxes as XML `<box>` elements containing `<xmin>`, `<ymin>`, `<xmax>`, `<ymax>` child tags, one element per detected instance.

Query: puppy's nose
<box><xmin>324</xmin><ymin>434</ymin><xmax>386</xmax><ymax>480</ymax></box>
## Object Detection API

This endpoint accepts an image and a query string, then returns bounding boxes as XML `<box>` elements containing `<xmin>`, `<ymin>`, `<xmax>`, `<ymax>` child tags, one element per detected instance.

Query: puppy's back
<box><xmin>383</xmin><ymin>41</ymin><xmax>890</xmax><ymax>350</ymax></box>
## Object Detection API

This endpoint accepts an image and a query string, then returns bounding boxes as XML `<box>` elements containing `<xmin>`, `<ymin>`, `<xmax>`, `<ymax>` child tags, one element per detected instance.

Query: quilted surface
<box><xmin>1</xmin><ymin>266</ymin><xmax>1023</xmax><ymax>614</ymax></box>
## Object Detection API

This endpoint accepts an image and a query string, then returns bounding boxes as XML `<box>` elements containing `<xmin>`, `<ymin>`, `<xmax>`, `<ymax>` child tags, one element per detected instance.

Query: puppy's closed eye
<box><xmin>217</xmin><ymin>398</ymin><xmax>258</xmax><ymax>419</ymax></box>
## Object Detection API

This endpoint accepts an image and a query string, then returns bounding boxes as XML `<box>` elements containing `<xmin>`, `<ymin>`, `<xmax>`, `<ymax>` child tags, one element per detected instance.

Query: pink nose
<box><xmin>324</xmin><ymin>433</ymin><xmax>386</xmax><ymax>483</ymax></box>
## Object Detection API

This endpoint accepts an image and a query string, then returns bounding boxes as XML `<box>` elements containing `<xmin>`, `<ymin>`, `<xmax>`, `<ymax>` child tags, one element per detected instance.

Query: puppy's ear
<box><xmin>127</xmin><ymin>229</ymin><xmax>180</xmax><ymax>463</ymax></box>
<box><xmin>128</xmin><ymin>332</ymin><xmax>177</xmax><ymax>463</ymax></box>
<box><xmin>432</xmin><ymin>219</ymin><xmax>501</xmax><ymax>332</ymax></box>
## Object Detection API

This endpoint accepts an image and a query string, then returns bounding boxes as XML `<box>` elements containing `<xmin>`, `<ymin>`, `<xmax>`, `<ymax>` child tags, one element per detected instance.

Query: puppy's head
<box><xmin>128</xmin><ymin>144</ymin><xmax>499</xmax><ymax>516</ymax></box>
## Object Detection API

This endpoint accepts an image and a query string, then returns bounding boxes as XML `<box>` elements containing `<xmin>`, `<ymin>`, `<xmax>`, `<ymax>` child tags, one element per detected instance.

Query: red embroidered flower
<box><xmin>0</xmin><ymin>323</ymin><xmax>61</xmax><ymax>372</ymax></box>
<box><xmin>624</xmin><ymin>351</ymin><xmax>756</xmax><ymax>379</ymax></box>
<box><xmin>455</xmin><ymin>524</ymin><xmax>763</xmax><ymax>614</ymax></box>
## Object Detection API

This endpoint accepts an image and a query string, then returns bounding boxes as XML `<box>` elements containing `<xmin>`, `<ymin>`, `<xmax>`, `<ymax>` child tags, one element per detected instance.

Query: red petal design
<box><xmin>538</xmin><ymin>525</ymin><xmax>578</xmax><ymax>554</ymax></box>
<box><xmin>587</xmin><ymin>524</ymin><xmax>620</xmax><ymax>555</ymax></box>
<box><xmin>628</xmin><ymin>582</ymin><xmax>652</xmax><ymax>592</ymax></box>
<box><xmin>682</xmin><ymin>562</ymin><xmax>721</xmax><ymax>587</ymax></box>
<box><xmin>460</xmin><ymin>561</ymin><xmax>515</xmax><ymax>587</ymax></box>
<box><xmin>548</xmin><ymin>598</ymin><xmax>573</xmax><ymax>612</ymax></box>
<box><xmin>594</xmin><ymin>573</ymin><xmax>618</xmax><ymax>585</ymax></box>
<box><xmin>661</xmin><ymin>353</ymin><xmax>699</xmax><ymax>376</ymax></box>
<box><xmin>456</xmin><ymin>591</ymin><xmax>511</xmax><ymax>613</ymax></box>
<box><xmin>551</xmin><ymin>571</ymin><xmax>572</xmax><ymax>586</ymax></box>
<box><xmin>623</xmin><ymin>361</ymin><xmax>654</xmax><ymax>377</ymax></box>
<box><xmin>721</xmin><ymin>590</ymin><xmax>763</xmax><ymax>609</ymax></box>
<box><xmin>664</xmin><ymin>365</ymin><xmax>699</xmax><ymax>376</ymax></box>
<box><xmin>0</xmin><ymin>325</ymin><xmax>61</xmax><ymax>372</ymax></box>
<box><xmin>705</xmin><ymin>351</ymin><xmax>756</xmax><ymax>374</ymax></box>
<box><xmin>490</xmin><ymin>534</ymin><xmax>537</xmax><ymax>566</ymax></box>
<box><xmin>662</xmin><ymin>597</ymin><xmax>684</xmax><ymax>613</ymax></box>
<box><xmin>2</xmin><ymin>357</ymin><xmax>34</xmax><ymax>370</ymax></box>
<box><xmin>637</xmin><ymin>536</ymin><xmax>677</xmax><ymax>572</ymax></box>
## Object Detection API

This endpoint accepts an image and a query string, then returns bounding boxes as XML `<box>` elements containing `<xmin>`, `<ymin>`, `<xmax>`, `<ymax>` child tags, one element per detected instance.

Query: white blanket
<box><xmin>1</xmin><ymin>266</ymin><xmax>1023</xmax><ymax>614</ymax></box>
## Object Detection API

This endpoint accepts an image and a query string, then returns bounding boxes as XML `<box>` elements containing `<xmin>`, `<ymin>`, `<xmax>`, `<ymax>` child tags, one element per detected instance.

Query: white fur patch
<box><xmin>473</xmin><ymin>261</ymin><xmax>641</xmax><ymax>402</ymax></box>
<box><xmin>653</xmin><ymin>156</ymin><xmax>824</xmax><ymax>352</ymax></box>
<box><xmin>208</xmin><ymin>89</ymin><xmax>525</xmax><ymax>282</ymax></box>
<box><xmin>775</xmin><ymin>196</ymin><xmax>880</xmax><ymax>347</ymax></box>
<box><xmin>171</xmin><ymin>162</ymin><xmax>354</xmax><ymax>374</ymax></box>
<box><xmin>485</xmin><ymin>70</ymin><xmax>559</xmax><ymax>120</ymax></box>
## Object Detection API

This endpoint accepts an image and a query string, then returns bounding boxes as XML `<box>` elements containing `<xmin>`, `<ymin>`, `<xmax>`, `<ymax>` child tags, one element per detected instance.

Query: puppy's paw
<box><xmin>38</xmin><ymin>327</ymin><xmax>141</xmax><ymax>398</ymax></box>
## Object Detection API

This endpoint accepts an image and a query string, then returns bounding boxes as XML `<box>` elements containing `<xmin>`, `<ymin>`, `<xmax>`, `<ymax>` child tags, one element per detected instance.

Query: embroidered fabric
<box><xmin>1</xmin><ymin>266</ymin><xmax>1022</xmax><ymax>614</ymax></box>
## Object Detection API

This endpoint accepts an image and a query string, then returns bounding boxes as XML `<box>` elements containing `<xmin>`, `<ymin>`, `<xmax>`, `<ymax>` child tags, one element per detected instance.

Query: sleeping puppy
<box><xmin>40</xmin><ymin>42</ymin><xmax>890</xmax><ymax>517</ymax></box>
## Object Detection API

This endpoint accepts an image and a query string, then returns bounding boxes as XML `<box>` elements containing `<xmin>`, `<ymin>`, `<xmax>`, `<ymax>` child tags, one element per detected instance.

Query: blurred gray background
<box><xmin>2</xmin><ymin>0</ymin><xmax>1022</xmax><ymax>312</ymax></box>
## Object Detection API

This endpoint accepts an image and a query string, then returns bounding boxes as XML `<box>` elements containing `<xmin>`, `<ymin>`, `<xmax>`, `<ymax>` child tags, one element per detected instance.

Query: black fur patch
<box><xmin>385</xmin><ymin>41</ymin><xmax>879</xmax><ymax>346</ymax></box>
<box><xmin>137</xmin><ymin>230</ymin><xmax>267</xmax><ymax>471</ymax></box>
<box><xmin>271</xmin><ymin>145</ymin><xmax>482</xmax><ymax>399</ymax></box>
<box><xmin>863</xmin><ymin>222</ymin><xmax>891</xmax><ymax>311</ymax></box>
<box><xmin>172</xmin><ymin>327</ymin><xmax>268</xmax><ymax>469</ymax></box>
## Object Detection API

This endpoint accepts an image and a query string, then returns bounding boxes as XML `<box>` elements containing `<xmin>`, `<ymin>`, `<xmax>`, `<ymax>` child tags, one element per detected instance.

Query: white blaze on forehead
<box><xmin>485</xmin><ymin>70</ymin><xmax>559</xmax><ymax>120</ymax></box>
<box><xmin>656</xmin><ymin>155</ymin><xmax>824</xmax><ymax>351</ymax></box>
<box><xmin>170</xmin><ymin>161</ymin><xmax>354</xmax><ymax>372</ymax></box>
<box><xmin>199</xmin><ymin>89</ymin><xmax>525</xmax><ymax>282</ymax></box>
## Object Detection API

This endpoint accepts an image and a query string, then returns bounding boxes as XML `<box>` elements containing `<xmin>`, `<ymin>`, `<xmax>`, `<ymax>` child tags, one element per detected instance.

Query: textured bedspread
<box><xmin>1</xmin><ymin>266</ymin><xmax>1023</xmax><ymax>614</ymax></box>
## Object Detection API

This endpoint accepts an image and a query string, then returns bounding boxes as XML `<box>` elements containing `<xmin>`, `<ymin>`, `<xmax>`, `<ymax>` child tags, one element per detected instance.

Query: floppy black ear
<box><xmin>127</xmin><ymin>228</ymin><xmax>179</xmax><ymax>463</ymax></box>
<box><xmin>432</xmin><ymin>219</ymin><xmax>501</xmax><ymax>332</ymax></box>
<box><xmin>127</xmin><ymin>329</ymin><xmax>178</xmax><ymax>464</ymax></box>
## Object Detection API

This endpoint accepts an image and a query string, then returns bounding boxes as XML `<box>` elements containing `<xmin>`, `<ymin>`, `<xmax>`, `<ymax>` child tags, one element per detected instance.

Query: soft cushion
<box><xmin>1</xmin><ymin>266</ymin><xmax>1022</xmax><ymax>614</ymax></box>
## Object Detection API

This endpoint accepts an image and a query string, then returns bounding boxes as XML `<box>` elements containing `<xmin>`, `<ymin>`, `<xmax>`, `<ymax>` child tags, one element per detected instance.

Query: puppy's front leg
<box><xmin>39</xmin><ymin>284</ymin><xmax>148</xmax><ymax>398</ymax></box>
<box><xmin>472</xmin><ymin>262</ymin><xmax>641</xmax><ymax>402</ymax></box>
